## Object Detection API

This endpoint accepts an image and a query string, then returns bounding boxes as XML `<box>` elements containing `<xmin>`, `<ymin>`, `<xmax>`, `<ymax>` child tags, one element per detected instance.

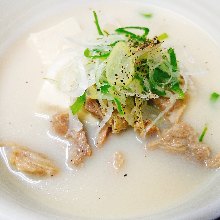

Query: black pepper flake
<box><xmin>124</xmin><ymin>174</ymin><xmax>127</xmax><ymax>177</ymax></box>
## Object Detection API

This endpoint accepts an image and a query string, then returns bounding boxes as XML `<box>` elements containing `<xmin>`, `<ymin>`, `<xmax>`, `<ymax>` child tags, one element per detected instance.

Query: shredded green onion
<box><xmin>115</xmin><ymin>26</ymin><xmax>149</xmax><ymax>41</ymax></box>
<box><xmin>141</xmin><ymin>13</ymin><xmax>153</xmax><ymax>18</ymax></box>
<box><xmin>100</xmin><ymin>83</ymin><xmax>111</xmax><ymax>94</ymax></box>
<box><xmin>199</xmin><ymin>125</ymin><xmax>208</xmax><ymax>142</ymax></box>
<box><xmin>210</xmin><ymin>92</ymin><xmax>220</xmax><ymax>102</ymax></box>
<box><xmin>134</xmin><ymin>74</ymin><xmax>148</xmax><ymax>92</ymax></box>
<box><xmin>84</xmin><ymin>48</ymin><xmax>110</xmax><ymax>59</ymax></box>
<box><xmin>168</xmin><ymin>48</ymin><xmax>178</xmax><ymax>72</ymax></box>
<box><xmin>114</xmin><ymin>98</ymin><xmax>124</xmax><ymax>115</ymax></box>
<box><xmin>171</xmin><ymin>83</ymin><xmax>185</xmax><ymax>99</ymax></box>
<box><xmin>158</xmin><ymin>33</ymin><xmax>168</xmax><ymax>41</ymax></box>
<box><xmin>70</xmin><ymin>92</ymin><xmax>86</xmax><ymax>115</ymax></box>
<box><xmin>93</xmin><ymin>11</ymin><xmax>103</xmax><ymax>35</ymax></box>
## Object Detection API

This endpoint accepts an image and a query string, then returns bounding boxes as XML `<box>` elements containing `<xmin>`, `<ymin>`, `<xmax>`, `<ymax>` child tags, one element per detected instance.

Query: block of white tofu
<box><xmin>30</xmin><ymin>18</ymin><xmax>84</xmax><ymax>114</ymax></box>
<box><xmin>36</xmin><ymin>52</ymin><xmax>87</xmax><ymax>114</ymax></box>
<box><xmin>36</xmin><ymin>80</ymin><xmax>71</xmax><ymax>114</ymax></box>
<box><xmin>29</xmin><ymin>17</ymin><xmax>82</xmax><ymax>67</ymax></box>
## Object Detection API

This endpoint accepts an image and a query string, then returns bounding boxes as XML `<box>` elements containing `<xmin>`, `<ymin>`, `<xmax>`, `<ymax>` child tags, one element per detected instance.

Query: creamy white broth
<box><xmin>0</xmin><ymin>1</ymin><xmax>220</xmax><ymax>219</ymax></box>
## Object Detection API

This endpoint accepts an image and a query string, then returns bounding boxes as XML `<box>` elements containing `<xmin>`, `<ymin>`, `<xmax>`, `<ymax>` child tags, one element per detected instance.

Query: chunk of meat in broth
<box><xmin>134</xmin><ymin>119</ymin><xmax>159</xmax><ymax>138</ymax></box>
<box><xmin>84</xmin><ymin>98</ymin><xmax>103</xmax><ymax>120</ymax></box>
<box><xmin>152</xmin><ymin>95</ymin><xmax>189</xmax><ymax>123</ymax></box>
<box><xmin>206</xmin><ymin>153</ymin><xmax>220</xmax><ymax>169</ymax></box>
<box><xmin>96</xmin><ymin>123</ymin><xmax>111</xmax><ymax>148</ymax></box>
<box><xmin>148</xmin><ymin>122</ymin><xmax>211</xmax><ymax>164</ymax></box>
<box><xmin>109</xmin><ymin>112</ymin><xmax>129</xmax><ymax>134</ymax></box>
<box><xmin>67</xmin><ymin>129</ymin><xmax>92</xmax><ymax>166</ymax></box>
<box><xmin>52</xmin><ymin>112</ymin><xmax>69</xmax><ymax>136</ymax></box>
<box><xmin>9</xmin><ymin>146</ymin><xmax>59</xmax><ymax>177</ymax></box>
<box><xmin>52</xmin><ymin>112</ymin><xmax>92</xmax><ymax>166</ymax></box>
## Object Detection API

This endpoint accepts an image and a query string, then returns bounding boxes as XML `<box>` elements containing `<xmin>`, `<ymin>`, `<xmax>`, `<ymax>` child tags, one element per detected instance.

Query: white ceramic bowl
<box><xmin>0</xmin><ymin>1</ymin><xmax>220</xmax><ymax>219</ymax></box>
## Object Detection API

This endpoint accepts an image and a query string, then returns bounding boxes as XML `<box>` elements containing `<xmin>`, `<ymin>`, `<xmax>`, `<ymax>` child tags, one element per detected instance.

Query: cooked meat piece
<box><xmin>152</xmin><ymin>97</ymin><xmax>185</xmax><ymax>112</ymax></box>
<box><xmin>67</xmin><ymin>129</ymin><xmax>92</xmax><ymax>166</ymax></box>
<box><xmin>109</xmin><ymin>112</ymin><xmax>129</xmax><ymax>134</ymax></box>
<box><xmin>134</xmin><ymin>119</ymin><xmax>159</xmax><ymax>138</ymax></box>
<box><xmin>167</xmin><ymin>104</ymin><xmax>186</xmax><ymax>124</ymax></box>
<box><xmin>113</xmin><ymin>152</ymin><xmax>124</xmax><ymax>170</ymax></box>
<box><xmin>187</xmin><ymin>145</ymin><xmax>211</xmax><ymax>163</ymax></box>
<box><xmin>148</xmin><ymin>122</ymin><xmax>211</xmax><ymax>163</ymax></box>
<box><xmin>52</xmin><ymin>112</ymin><xmax>92</xmax><ymax>166</ymax></box>
<box><xmin>52</xmin><ymin>112</ymin><xmax>69</xmax><ymax>136</ymax></box>
<box><xmin>10</xmin><ymin>147</ymin><xmax>58</xmax><ymax>177</ymax></box>
<box><xmin>152</xmin><ymin>95</ymin><xmax>189</xmax><ymax>123</ymax></box>
<box><xmin>96</xmin><ymin>124</ymin><xmax>111</xmax><ymax>148</ymax></box>
<box><xmin>206</xmin><ymin>153</ymin><xmax>220</xmax><ymax>168</ymax></box>
<box><xmin>149</xmin><ymin>122</ymin><xmax>195</xmax><ymax>151</ymax></box>
<box><xmin>85</xmin><ymin>98</ymin><xmax>103</xmax><ymax>120</ymax></box>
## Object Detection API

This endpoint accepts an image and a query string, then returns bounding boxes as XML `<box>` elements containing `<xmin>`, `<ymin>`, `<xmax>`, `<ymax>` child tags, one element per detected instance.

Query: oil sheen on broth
<box><xmin>0</xmin><ymin>2</ymin><xmax>220</xmax><ymax>219</ymax></box>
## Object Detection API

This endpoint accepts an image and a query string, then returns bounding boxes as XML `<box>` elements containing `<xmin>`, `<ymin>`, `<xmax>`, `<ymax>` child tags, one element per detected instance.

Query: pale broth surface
<box><xmin>0</xmin><ymin>2</ymin><xmax>220</xmax><ymax>219</ymax></box>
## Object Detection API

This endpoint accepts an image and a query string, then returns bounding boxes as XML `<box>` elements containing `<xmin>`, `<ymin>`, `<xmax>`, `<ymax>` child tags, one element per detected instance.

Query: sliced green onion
<box><xmin>171</xmin><ymin>82</ymin><xmax>185</xmax><ymax>99</ymax></box>
<box><xmin>100</xmin><ymin>83</ymin><xmax>111</xmax><ymax>94</ymax></box>
<box><xmin>153</xmin><ymin>68</ymin><xmax>170</xmax><ymax>84</ymax></box>
<box><xmin>134</xmin><ymin>74</ymin><xmax>148</xmax><ymax>91</ymax></box>
<box><xmin>199</xmin><ymin>124</ymin><xmax>208</xmax><ymax>142</ymax></box>
<box><xmin>84</xmin><ymin>48</ymin><xmax>110</xmax><ymax>59</ymax></box>
<box><xmin>158</xmin><ymin>33</ymin><xmax>168</xmax><ymax>41</ymax></box>
<box><xmin>141</xmin><ymin>13</ymin><xmax>153</xmax><ymax>18</ymax></box>
<box><xmin>114</xmin><ymin>98</ymin><xmax>124</xmax><ymax>115</ymax></box>
<box><xmin>70</xmin><ymin>92</ymin><xmax>86</xmax><ymax>115</ymax></box>
<box><xmin>93</xmin><ymin>11</ymin><xmax>103</xmax><ymax>35</ymax></box>
<box><xmin>168</xmin><ymin>48</ymin><xmax>178</xmax><ymax>72</ymax></box>
<box><xmin>115</xmin><ymin>26</ymin><xmax>149</xmax><ymax>41</ymax></box>
<box><xmin>149</xmin><ymin>80</ymin><xmax>166</xmax><ymax>96</ymax></box>
<box><xmin>210</xmin><ymin>92</ymin><xmax>220</xmax><ymax>102</ymax></box>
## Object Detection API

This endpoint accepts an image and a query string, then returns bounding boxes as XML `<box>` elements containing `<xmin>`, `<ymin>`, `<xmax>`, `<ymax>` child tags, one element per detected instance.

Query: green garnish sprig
<box><xmin>93</xmin><ymin>11</ymin><xmax>103</xmax><ymax>35</ymax></box>
<box><xmin>199</xmin><ymin>124</ymin><xmax>208</xmax><ymax>142</ymax></box>
<box><xmin>141</xmin><ymin>13</ymin><xmax>153</xmax><ymax>18</ymax></box>
<box><xmin>70</xmin><ymin>92</ymin><xmax>86</xmax><ymax>115</ymax></box>
<box><xmin>210</xmin><ymin>92</ymin><xmax>220</xmax><ymax>102</ymax></box>
<box><xmin>115</xmin><ymin>26</ymin><xmax>149</xmax><ymax>42</ymax></box>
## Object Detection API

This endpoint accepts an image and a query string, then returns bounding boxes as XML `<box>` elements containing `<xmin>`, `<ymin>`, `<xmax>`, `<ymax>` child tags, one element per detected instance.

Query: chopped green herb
<box><xmin>153</xmin><ymin>68</ymin><xmax>170</xmax><ymax>84</ymax></box>
<box><xmin>93</xmin><ymin>11</ymin><xmax>103</xmax><ymax>35</ymax></box>
<box><xmin>149</xmin><ymin>80</ymin><xmax>166</xmax><ymax>97</ymax></box>
<box><xmin>158</xmin><ymin>33</ymin><xmax>168</xmax><ymax>41</ymax></box>
<box><xmin>199</xmin><ymin>125</ymin><xmax>208</xmax><ymax>142</ymax></box>
<box><xmin>100</xmin><ymin>83</ymin><xmax>111</xmax><ymax>94</ymax></box>
<box><xmin>171</xmin><ymin>82</ymin><xmax>185</xmax><ymax>99</ymax></box>
<box><xmin>114</xmin><ymin>98</ymin><xmax>124</xmax><ymax>115</ymax></box>
<box><xmin>168</xmin><ymin>48</ymin><xmax>178</xmax><ymax>72</ymax></box>
<box><xmin>210</xmin><ymin>92</ymin><xmax>220</xmax><ymax>102</ymax></box>
<box><xmin>134</xmin><ymin>74</ymin><xmax>148</xmax><ymax>92</ymax></box>
<box><xmin>115</xmin><ymin>26</ymin><xmax>149</xmax><ymax>41</ymax></box>
<box><xmin>141</xmin><ymin>13</ymin><xmax>153</xmax><ymax>18</ymax></box>
<box><xmin>70</xmin><ymin>92</ymin><xmax>86</xmax><ymax>115</ymax></box>
<box><xmin>84</xmin><ymin>48</ymin><xmax>110</xmax><ymax>59</ymax></box>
